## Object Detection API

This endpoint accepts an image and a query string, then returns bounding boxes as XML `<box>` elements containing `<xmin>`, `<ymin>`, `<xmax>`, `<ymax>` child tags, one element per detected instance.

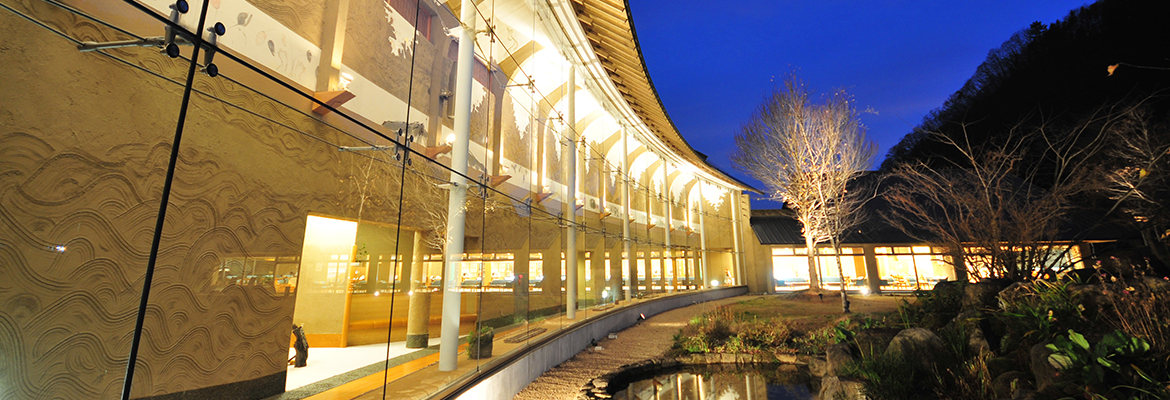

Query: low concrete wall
<box><xmin>444</xmin><ymin>286</ymin><xmax>748</xmax><ymax>400</ymax></box>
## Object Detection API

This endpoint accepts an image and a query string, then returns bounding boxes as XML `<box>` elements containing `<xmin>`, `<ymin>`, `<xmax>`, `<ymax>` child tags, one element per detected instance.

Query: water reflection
<box><xmin>612</xmin><ymin>365</ymin><xmax>815</xmax><ymax>400</ymax></box>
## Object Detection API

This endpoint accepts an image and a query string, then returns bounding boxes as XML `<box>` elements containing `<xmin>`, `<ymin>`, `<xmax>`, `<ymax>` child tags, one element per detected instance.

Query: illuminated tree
<box><xmin>732</xmin><ymin>76</ymin><xmax>876</xmax><ymax>312</ymax></box>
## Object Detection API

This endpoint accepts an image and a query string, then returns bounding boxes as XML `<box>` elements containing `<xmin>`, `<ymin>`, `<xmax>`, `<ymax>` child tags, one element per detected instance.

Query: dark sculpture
<box><xmin>290</xmin><ymin>324</ymin><xmax>309</xmax><ymax>368</ymax></box>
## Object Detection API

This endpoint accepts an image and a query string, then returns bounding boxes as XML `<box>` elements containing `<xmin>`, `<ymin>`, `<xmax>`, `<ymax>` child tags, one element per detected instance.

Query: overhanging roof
<box><xmin>569</xmin><ymin>0</ymin><xmax>758</xmax><ymax>193</ymax></box>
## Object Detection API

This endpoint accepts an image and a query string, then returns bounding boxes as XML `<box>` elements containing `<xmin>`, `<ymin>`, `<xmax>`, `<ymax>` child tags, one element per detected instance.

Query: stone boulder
<box><xmin>809</xmin><ymin>356</ymin><xmax>830</xmax><ymax>378</ymax></box>
<box><xmin>886</xmin><ymin>328</ymin><xmax>947</xmax><ymax>369</ymax></box>
<box><xmin>932</xmin><ymin>280</ymin><xmax>965</xmax><ymax>302</ymax></box>
<box><xmin>991</xmin><ymin>370</ymin><xmax>1033</xmax><ymax>398</ymax></box>
<box><xmin>1029</xmin><ymin>342</ymin><xmax>1060</xmax><ymax>391</ymax></box>
<box><xmin>819</xmin><ymin>376</ymin><xmax>866</xmax><ymax>400</ymax></box>
<box><xmin>945</xmin><ymin>310</ymin><xmax>993</xmax><ymax>355</ymax></box>
<box><xmin>1143</xmin><ymin>276</ymin><xmax>1170</xmax><ymax>293</ymax></box>
<box><xmin>853</xmin><ymin>328</ymin><xmax>900</xmax><ymax>357</ymax></box>
<box><xmin>963</xmin><ymin>278</ymin><xmax>1012</xmax><ymax>310</ymax></box>
<box><xmin>825</xmin><ymin>342</ymin><xmax>857</xmax><ymax>376</ymax></box>
<box><xmin>997</xmin><ymin>281</ymin><xmax>1032</xmax><ymax>309</ymax></box>
<box><xmin>968</xmin><ymin>326</ymin><xmax>991</xmax><ymax>355</ymax></box>
<box><xmin>1066</xmin><ymin>284</ymin><xmax>1099</xmax><ymax>315</ymax></box>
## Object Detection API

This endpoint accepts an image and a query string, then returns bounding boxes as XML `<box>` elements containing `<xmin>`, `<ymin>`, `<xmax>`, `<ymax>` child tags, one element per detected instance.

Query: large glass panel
<box><xmin>133</xmin><ymin>16</ymin><xmax>412</xmax><ymax>398</ymax></box>
<box><xmin>874</xmin><ymin>246</ymin><xmax>923</xmax><ymax>291</ymax></box>
<box><xmin>0</xmin><ymin>0</ymin><xmax>189</xmax><ymax>398</ymax></box>
<box><xmin>816</xmin><ymin>247</ymin><xmax>865</xmax><ymax>291</ymax></box>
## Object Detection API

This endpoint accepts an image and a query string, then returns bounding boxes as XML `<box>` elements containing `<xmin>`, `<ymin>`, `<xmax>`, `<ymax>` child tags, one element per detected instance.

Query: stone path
<box><xmin>513</xmin><ymin>296</ymin><xmax>745</xmax><ymax>400</ymax></box>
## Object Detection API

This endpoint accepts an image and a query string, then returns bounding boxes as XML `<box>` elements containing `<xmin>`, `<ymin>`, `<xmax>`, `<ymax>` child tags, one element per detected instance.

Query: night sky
<box><xmin>628</xmin><ymin>1</ymin><xmax>1089</xmax><ymax>207</ymax></box>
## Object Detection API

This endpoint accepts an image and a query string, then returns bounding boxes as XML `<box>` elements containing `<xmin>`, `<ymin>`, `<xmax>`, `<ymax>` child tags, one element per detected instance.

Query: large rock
<box><xmin>819</xmin><ymin>376</ymin><xmax>866</xmax><ymax>400</ymax></box>
<box><xmin>991</xmin><ymin>371</ymin><xmax>1033</xmax><ymax>398</ymax></box>
<box><xmin>853</xmin><ymin>328</ymin><xmax>900</xmax><ymax>357</ymax></box>
<box><xmin>886</xmin><ymin>328</ymin><xmax>947</xmax><ymax>369</ymax></box>
<box><xmin>1029</xmin><ymin>342</ymin><xmax>1060</xmax><ymax>391</ymax></box>
<box><xmin>825</xmin><ymin>342</ymin><xmax>856</xmax><ymax>376</ymax></box>
<box><xmin>997</xmin><ymin>281</ymin><xmax>1032</xmax><ymax>309</ymax></box>
<box><xmin>1143</xmin><ymin>276</ymin><xmax>1170</xmax><ymax>293</ymax></box>
<box><xmin>1067</xmin><ymin>284</ymin><xmax>1099</xmax><ymax>315</ymax></box>
<box><xmin>809</xmin><ymin>356</ymin><xmax>830</xmax><ymax>378</ymax></box>
<box><xmin>963</xmin><ymin>278</ymin><xmax>1012</xmax><ymax>310</ymax></box>
<box><xmin>964</xmin><ymin>326</ymin><xmax>989</xmax><ymax>355</ymax></box>
<box><xmin>946</xmin><ymin>310</ymin><xmax>993</xmax><ymax>355</ymax></box>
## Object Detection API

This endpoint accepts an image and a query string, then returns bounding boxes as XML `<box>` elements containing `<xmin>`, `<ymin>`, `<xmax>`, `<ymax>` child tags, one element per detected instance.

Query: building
<box><xmin>748</xmin><ymin>175</ymin><xmax>1117</xmax><ymax>294</ymax></box>
<box><xmin>0</xmin><ymin>0</ymin><xmax>763</xmax><ymax>399</ymax></box>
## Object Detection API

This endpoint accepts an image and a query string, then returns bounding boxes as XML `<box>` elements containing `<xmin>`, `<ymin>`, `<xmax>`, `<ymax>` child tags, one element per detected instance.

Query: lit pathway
<box><xmin>512</xmin><ymin>296</ymin><xmax>745</xmax><ymax>400</ymax></box>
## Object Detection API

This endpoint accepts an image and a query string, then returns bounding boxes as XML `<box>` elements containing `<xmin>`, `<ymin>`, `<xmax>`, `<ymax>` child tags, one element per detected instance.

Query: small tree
<box><xmin>732</xmin><ymin>76</ymin><xmax>875</xmax><ymax>312</ymax></box>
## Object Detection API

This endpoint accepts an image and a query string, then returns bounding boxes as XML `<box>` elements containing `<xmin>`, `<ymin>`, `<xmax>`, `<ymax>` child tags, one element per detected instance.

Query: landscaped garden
<box><xmin>669</xmin><ymin>264</ymin><xmax>1170</xmax><ymax>400</ymax></box>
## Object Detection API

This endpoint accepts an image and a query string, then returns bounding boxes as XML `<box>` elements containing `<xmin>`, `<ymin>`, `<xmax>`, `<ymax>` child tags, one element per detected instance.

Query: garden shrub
<box><xmin>669</xmin><ymin>305</ymin><xmax>795</xmax><ymax>355</ymax></box>
<box><xmin>995</xmin><ymin>279</ymin><xmax>1091</xmax><ymax>354</ymax></box>
<box><xmin>839</xmin><ymin>349</ymin><xmax>937</xmax><ymax>399</ymax></box>
<box><xmin>897</xmin><ymin>282</ymin><xmax>965</xmax><ymax>330</ymax></box>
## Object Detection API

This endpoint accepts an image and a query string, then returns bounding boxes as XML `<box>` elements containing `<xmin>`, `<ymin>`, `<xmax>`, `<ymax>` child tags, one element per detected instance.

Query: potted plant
<box><xmin>467</xmin><ymin>326</ymin><xmax>494</xmax><ymax>359</ymax></box>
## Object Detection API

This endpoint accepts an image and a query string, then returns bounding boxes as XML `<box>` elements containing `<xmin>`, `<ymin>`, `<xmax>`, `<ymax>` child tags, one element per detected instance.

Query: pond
<box><xmin>610</xmin><ymin>364</ymin><xmax>817</xmax><ymax>400</ymax></box>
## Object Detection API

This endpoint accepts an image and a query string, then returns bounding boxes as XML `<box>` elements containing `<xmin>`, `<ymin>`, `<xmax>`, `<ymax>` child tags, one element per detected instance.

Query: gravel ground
<box><xmin>513</xmin><ymin>293</ymin><xmax>905</xmax><ymax>400</ymax></box>
<box><xmin>512</xmin><ymin>296</ymin><xmax>744</xmax><ymax>400</ymax></box>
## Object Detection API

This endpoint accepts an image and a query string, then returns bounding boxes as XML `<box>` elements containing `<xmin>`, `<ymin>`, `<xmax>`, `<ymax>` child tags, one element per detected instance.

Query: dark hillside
<box><xmin>882</xmin><ymin>0</ymin><xmax>1170</xmax><ymax>172</ymax></box>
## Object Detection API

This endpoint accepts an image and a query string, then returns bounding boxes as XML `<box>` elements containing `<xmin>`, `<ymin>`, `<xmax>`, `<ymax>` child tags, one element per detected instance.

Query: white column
<box><xmin>565</xmin><ymin>65</ymin><xmax>578</xmax><ymax>319</ymax></box>
<box><xmin>620</xmin><ymin>126</ymin><xmax>633</xmax><ymax>300</ymax></box>
<box><xmin>438</xmin><ymin>0</ymin><xmax>476</xmax><ymax>371</ymax></box>
<box><xmin>731</xmin><ymin>190</ymin><xmax>744</xmax><ymax>286</ymax></box>
<box><xmin>698</xmin><ymin>181</ymin><xmax>710</xmax><ymax>288</ymax></box>
<box><xmin>685</xmin><ymin>183</ymin><xmax>695</xmax><ymax>288</ymax></box>
<box><xmin>663</xmin><ymin>161</ymin><xmax>673</xmax><ymax>291</ymax></box>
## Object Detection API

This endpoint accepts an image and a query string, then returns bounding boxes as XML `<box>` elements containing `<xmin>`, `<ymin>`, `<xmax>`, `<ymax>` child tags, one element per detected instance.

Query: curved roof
<box><xmin>570</xmin><ymin>0</ymin><xmax>759</xmax><ymax>193</ymax></box>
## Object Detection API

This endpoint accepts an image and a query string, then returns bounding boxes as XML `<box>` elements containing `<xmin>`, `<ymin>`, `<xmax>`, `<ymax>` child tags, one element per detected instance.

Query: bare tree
<box><xmin>884</xmin><ymin>103</ymin><xmax>1140</xmax><ymax>281</ymax></box>
<box><xmin>732</xmin><ymin>76</ymin><xmax>876</xmax><ymax>312</ymax></box>
<box><xmin>1104</xmin><ymin>108</ymin><xmax>1170</xmax><ymax>266</ymax></box>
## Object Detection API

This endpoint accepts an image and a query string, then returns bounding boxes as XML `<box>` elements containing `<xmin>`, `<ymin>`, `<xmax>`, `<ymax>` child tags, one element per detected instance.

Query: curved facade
<box><xmin>0</xmin><ymin>0</ymin><xmax>757</xmax><ymax>399</ymax></box>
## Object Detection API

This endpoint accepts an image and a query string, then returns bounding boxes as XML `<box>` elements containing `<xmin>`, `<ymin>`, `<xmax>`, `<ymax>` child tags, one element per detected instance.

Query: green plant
<box><xmin>1046</xmin><ymin>329</ymin><xmax>1149</xmax><ymax>388</ymax></box>
<box><xmin>674</xmin><ymin>331</ymin><xmax>710</xmax><ymax>354</ymax></box>
<box><xmin>895</xmin><ymin>284</ymin><xmax>965</xmax><ymax>330</ymax></box>
<box><xmin>896</xmin><ymin>299</ymin><xmax>917</xmax><ymax>329</ymax></box>
<box><xmin>467</xmin><ymin>326</ymin><xmax>493</xmax><ymax>352</ymax></box>
<box><xmin>840</xmin><ymin>350</ymin><xmax>938</xmax><ymax>399</ymax></box>
<box><xmin>996</xmin><ymin>280</ymin><xmax>1090</xmax><ymax>352</ymax></box>
<box><xmin>669</xmin><ymin>306</ymin><xmax>794</xmax><ymax>355</ymax></box>
<box><xmin>1096</xmin><ymin>268</ymin><xmax>1170</xmax><ymax>360</ymax></box>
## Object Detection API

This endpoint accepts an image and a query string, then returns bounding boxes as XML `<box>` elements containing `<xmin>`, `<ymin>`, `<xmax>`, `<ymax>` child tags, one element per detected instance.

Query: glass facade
<box><xmin>0</xmin><ymin>0</ymin><xmax>748</xmax><ymax>399</ymax></box>
<box><xmin>771</xmin><ymin>244</ymin><xmax>1083</xmax><ymax>292</ymax></box>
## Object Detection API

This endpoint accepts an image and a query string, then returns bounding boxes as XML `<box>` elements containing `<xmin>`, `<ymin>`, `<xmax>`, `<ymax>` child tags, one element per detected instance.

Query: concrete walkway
<box><xmin>512</xmin><ymin>296</ymin><xmax>745</xmax><ymax>400</ymax></box>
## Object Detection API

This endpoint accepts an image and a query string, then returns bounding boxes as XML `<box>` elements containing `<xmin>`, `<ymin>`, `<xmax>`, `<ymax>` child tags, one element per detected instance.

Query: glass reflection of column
<box><xmin>697</xmin><ymin>373</ymin><xmax>706</xmax><ymax>400</ymax></box>
<box><xmin>438</xmin><ymin>0</ymin><xmax>476</xmax><ymax>372</ymax></box>
<box><xmin>663</xmin><ymin>162</ymin><xmax>674</xmax><ymax>292</ymax></box>
<box><xmin>565</xmin><ymin>64</ymin><xmax>578</xmax><ymax>319</ymax></box>
<box><xmin>621</xmin><ymin>125</ymin><xmax>633</xmax><ymax>300</ymax></box>
<box><xmin>698</xmin><ymin>181</ymin><xmax>710</xmax><ymax>288</ymax></box>
<box><xmin>731</xmin><ymin>190</ymin><xmax>744</xmax><ymax>286</ymax></box>
<box><xmin>744</xmin><ymin>374</ymin><xmax>753</xmax><ymax>400</ymax></box>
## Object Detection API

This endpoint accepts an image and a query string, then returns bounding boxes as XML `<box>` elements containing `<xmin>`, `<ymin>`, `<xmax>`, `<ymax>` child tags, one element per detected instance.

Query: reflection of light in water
<box><xmin>612</xmin><ymin>365</ymin><xmax>814</xmax><ymax>400</ymax></box>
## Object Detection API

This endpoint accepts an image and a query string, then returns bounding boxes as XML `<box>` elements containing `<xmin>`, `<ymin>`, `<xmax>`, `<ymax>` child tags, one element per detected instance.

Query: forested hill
<box><xmin>880</xmin><ymin>0</ymin><xmax>1170</xmax><ymax>171</ymax></box>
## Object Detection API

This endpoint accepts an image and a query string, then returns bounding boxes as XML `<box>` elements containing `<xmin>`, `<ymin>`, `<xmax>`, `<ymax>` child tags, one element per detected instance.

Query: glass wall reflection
<box><xmin>0</xmin><ymin>0</ymin><xmax>748</xmax><ymax>398</ymax></box>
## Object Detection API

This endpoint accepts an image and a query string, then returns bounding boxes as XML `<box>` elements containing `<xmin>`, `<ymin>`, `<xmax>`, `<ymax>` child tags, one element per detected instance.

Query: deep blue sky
<box><xmin>628</xmin><ymin>1</ymin><xmax>1089</xmax><ymax>208</ymax></box>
